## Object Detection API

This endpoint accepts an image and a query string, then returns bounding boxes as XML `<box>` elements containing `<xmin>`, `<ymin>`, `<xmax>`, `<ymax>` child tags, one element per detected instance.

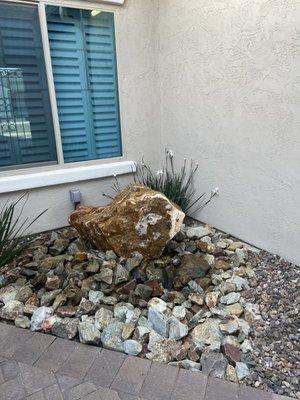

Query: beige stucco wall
<box><xmin>158</xmin><ymin>0</ymin><xmax>300</xmax><ymax>265</ymax></box>
<box><xmin>0</xmin><ymin>0</ymin><xmax>160</xmax><ymax>232</ymax></box>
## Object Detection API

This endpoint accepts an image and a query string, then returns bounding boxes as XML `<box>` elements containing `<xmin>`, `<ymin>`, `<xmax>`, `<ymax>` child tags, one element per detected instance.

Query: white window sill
<box><xmin>0</xmin><ymin>161</ymin><xmax>135</xmax><ymax>194</ymax></box>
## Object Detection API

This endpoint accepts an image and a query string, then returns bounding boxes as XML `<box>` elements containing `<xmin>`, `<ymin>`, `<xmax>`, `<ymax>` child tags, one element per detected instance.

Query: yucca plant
<box><xmin>0</xmin><ymin>194</ymin><xmax>47</xmax><ymax>268</ymax></box>
<box><xmin>105</xmin><ymin>150</ymin><xmax>219</xmax><ymax>214</ymax></box>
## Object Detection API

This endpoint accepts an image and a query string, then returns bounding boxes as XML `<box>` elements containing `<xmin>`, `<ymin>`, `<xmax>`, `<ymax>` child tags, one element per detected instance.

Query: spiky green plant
<box><xmin>0</xmin><ymin>194</ymin><xmax>47</xmax><ymax>268</ymax></box>
<box><xmin>105</xmin><ymin>150</ymin><xmax>218</xmax><ymax>214</ymax></box>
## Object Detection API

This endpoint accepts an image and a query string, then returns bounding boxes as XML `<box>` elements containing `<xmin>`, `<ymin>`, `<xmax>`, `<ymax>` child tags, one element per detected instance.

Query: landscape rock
<box><xmin>69</xmin><ymin>185</ymin><xmax>185</xmax><ymax>259</ymax></box>
<box><xmin>15</xmin><ymin>315</ymin><xmax>31</xmax><ymax>329</ymax></box>
<box><xmin>186</xmin><ymin>226</ymin><xmax>213</xmax><ymax>239</ymax></box>
<box><xmin>52</xmin><ymin>317</ymin><xmax>79</xmax><ymax>339</ymax></box>
<box><xmin>101</xmin><ymin>321</ymin><xmax>124</xmax><ymax>352</ymax></box>
<box><xmin>79</xmin><ymin>322</ymin><xmax>101</xmax><ymax>345</ymax></box>
<box><xmin>0</xmin><ymin>300</ymin><xmax>24</xmax><ymax>320</ymax></box>
<box><xmin>220</xmin><ymin>292</ymin><xmax>241</xmax><ymax>305</ymax></box>
<box><xmin>31</xmin><ymin>306</ymin><xmax>53</xmax><ymax>331</ymax></box>
<box><xmin>95</xmin><ymin>307</ymin><xmax>114</xmax><ymax>331</ymax></box>
<box><xmin>15</xmin><ymin>286</ymin><xmax>33</xmax><ymax>303</ymax></box>
<box><xmin>0</xmin><ymin>286</ymin><xmax>18</xmax><ymax>304</ymax></box>
<box><xmin>123</xmin><ymin>339</ymin><xmax>142</xmax><ymax>355</ymax></box>
<box><xmin>191</xmin><ymin>319</ymin><xmax>222</xmax><ymax>349</ymax></box>
<box><xmin>169</xmin><ymin>316</ymin><xmax>188</xmax><ymax>340</ymax></box>
<box><xmin>147</xmin><ymin>331</ymin><xmax>182</xmax><ymax>363</ymax></box>
<box><xmin>235</xmin><ymin>362</ymin><xmax>250</xmax><ymax>380</ymax></box>
<box><xmin>201</xmin><ymin>352</ymin><xmax>228</xmax><ymax>379</ymax></box>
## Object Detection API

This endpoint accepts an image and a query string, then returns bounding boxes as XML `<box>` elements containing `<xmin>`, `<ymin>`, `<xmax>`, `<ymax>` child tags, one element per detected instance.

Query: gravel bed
<box><xmin>244</xmin><ymin>251</ymin><xmax>299</xmax><ymax>398</ymax></box>
<box><xmin>0</xmin><ymin>221</ymin><xmax>298</xmax><ymax>398</ymax></box>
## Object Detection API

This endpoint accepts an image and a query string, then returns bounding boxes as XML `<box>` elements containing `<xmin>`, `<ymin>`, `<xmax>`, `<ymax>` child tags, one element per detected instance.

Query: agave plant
<box><xmin>105</xmin><ymin>150</ymin><xmax>219</xmax><ymax>214</ymax></box>
<box><xmin>0</xmin><ymin>194</ymin><xmax>46</xmax><ymax>268</ymax></box>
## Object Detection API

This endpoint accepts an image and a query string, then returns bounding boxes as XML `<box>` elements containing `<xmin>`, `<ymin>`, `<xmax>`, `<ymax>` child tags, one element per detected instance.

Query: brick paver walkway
<box><xmin>0</xmin><ymin>323</ymin><xmax>293</xmax><ymax>400</ymax></box>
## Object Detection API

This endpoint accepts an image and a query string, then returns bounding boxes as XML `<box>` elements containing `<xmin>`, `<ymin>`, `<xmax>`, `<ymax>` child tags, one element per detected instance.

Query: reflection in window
<box><xmin>0</xmin><ymin>1</ymin><xmax>57</xmax><ymax>168</ymax></box>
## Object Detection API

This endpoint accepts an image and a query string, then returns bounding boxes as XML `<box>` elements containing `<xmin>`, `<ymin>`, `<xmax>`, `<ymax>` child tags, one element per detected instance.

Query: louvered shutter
<box><xmin>46</xmin><ymin>8</ymin><xmax>122</xmax><ymax>163</ymax></box>
<box><xmin>0</xmin><ymin>2</ymin><xmax>57</xmax><ymax>168</ymax></box>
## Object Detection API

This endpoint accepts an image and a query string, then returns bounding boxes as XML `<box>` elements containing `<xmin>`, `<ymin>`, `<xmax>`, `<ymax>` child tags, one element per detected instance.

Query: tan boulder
<box><xmin>69</xmin><ymin>185</ymin><xmax>185</xmax><ymax>259</ymax></box>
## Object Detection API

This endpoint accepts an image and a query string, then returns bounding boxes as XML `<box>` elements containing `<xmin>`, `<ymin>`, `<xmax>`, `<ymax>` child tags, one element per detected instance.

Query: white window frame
<box><xmin>0</xmin><ymin>0</ymin><xmax>134</xmax><ymax>192</ymax></box>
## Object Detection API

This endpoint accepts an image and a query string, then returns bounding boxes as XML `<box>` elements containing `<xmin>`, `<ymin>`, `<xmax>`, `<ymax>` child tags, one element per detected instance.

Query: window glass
<box><xmin>0</xmin><ymin>2</ymin><xmax>57</xmax><ymax>168</ymax></box>
<box><xmin>46</xmin><ymin>6</ymin><xmax>122</xmax><ymax>162</ymax></box>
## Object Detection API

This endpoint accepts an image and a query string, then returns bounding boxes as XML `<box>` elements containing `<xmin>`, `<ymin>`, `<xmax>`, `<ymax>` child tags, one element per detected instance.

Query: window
<box><xmin>0</xmin><ymin>1</ymin><xmax>122</xmax><ymax>169</ymax></box>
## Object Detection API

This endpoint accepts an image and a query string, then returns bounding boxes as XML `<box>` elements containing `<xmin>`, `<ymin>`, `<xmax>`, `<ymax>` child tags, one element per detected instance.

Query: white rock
<box><xmin>31</xmin><ymin>307</ymin><xmax>53</xmax><ymax>331</ymax></box>
<box><xmin>123</xmin><ymin>339</ymin><xmax>142</xmax><ymax>356</ymax></box>
<box><xmin>101</xmin><ymin>321</ymin><xmax>124</xmax><ymax>352</ymax></box>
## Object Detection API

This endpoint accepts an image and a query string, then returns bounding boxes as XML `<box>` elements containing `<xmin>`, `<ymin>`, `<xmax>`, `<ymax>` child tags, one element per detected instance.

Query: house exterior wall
<box><xmin>0</xmin><ymin>0</ymin><xmax>160</xmax><ymax>232</ymax></box>
<box><xmin>158</xmin><ymin>0</ymin><xmax>300</xmax><ymax>265</ymax></box>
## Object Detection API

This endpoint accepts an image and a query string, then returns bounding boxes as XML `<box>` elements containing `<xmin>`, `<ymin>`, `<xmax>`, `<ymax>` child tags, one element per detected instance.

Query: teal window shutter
<box><xmin>0</xmin><ymin>2</ymin><xmax>57</xmax><ymax>168</ymax></box>
<box><xmin>46</xmin><ymin>7</ymin><xmax>122</xmax><ymax>163</ymax></box>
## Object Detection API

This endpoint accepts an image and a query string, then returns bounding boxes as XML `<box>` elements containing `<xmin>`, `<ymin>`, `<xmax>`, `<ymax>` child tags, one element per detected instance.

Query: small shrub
<box><xmin>105</xmin><ymin>150</ymin><xmax>219</xmax><ymax>214</ymax></box>
<box><xmin>0</xmin><ymin>194</ymin><xmax>46</xmax><ymax>268</ymax></box>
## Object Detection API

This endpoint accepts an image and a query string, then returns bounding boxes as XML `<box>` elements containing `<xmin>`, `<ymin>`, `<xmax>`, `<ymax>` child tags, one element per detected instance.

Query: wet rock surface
<box><xmin>0</xmin><ymin>220</ymin><xmax>298</xmax><ymax>398</ymax></box>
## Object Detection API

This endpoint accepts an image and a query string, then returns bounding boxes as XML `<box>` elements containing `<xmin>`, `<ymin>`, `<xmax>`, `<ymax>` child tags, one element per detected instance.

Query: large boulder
<box><xmin>69</xmin><ymin>185</ymin><xmax>185</xmax><ymax>259</ymax></box>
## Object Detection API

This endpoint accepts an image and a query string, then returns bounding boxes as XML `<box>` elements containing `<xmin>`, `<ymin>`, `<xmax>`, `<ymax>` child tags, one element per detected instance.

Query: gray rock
<box><xmin>114</xmin><ymin>303</ymin><xmax>134</xmax><ymax>322</ymax></box>
<box><xmin>219</xmin><ymin>318</ymin><xmax>239</xmax><ymax>334</ymax></box>
<box><xmin>201</xmin><ymin>352</ymin><xmax>228</xmax><ymax>379</ymax></box>
<box><xmin>40</xmin><ymin>289</ymin><xmax>62</xmax><ymax>307</ymax></box>
<box><xmin>95</xmin><ymin>307</ymin><xmax>114</xmax><ymax>331</ymax></box>
<box><xmin>235</xmin><ymin>362</ymin><xmax>250</xmax><ymax>380</ymax></box>
<box><xmin>31</xmin><ymin>306</ymin><xmax>53</xmax><ymax>331</ymax></box>
<box><xmin>230</xmin><ymin>276</ymin><xmax>250</xmax><ymax>291</ymax></box>
<box><xmin>88</xmin><ymin>290</ymin><xmax>104</xmax><ymax>305</ymax></box>
<box><xmin>96</xmin><ymin>268</ymin><xmax>113</xmax><ymax>285</ymax></box>
<box><xmin>169</xmin><ymin>360</ymin><xmax>200</xmax><ymax>371</ymax></box>
<box><xmin>15</xmin><ymin>286</ymin><xmax>33</xmax><ymax>303</ymax></box>
<box><xmin>134</xmin><ymin>284</ymin><xmax>153</xmax><ymax>301</ymax></box>
<box><xmin>148</xmin><ymin>306</ymin><xmax>169</xmax><ymax>337</ymax></box>
<box><xmin>0</xmin><ymin>300</ymin><xmax>24</xmax><ymax>321</ymax></box>
<box><xmin>75</xmin><ymin>298</ymin><xmax>95</xmax><ymax>317</ymax></box>
<box><xmin>168</xmin><ymin>316</ymin><xmax>188</xmax><ymax>340</ymax></box>
<box><xmin>115</xmin><ymin>264</ymin><xmax>130</xmax><ymax>285</ymax></box>
<box><xmin>78</xmin><ymin>322</ymin><xmax>101</xmax><ymax>345</ymax></box>
<box><xmin>101</xmin><ymin>321</ymin><xmax>124</xmax><ymax>352</ymax></box>
<box><xmin>0</xmin><ymin>286</ymin><xmax>18</xmax><ymax>304</ymax></box>
<box><xmin>52</xmin><ymin>317</ymin><xmax>79</xmax><ymax>339</ymax></box>
<box><xmin>15</xmin><ymin>315</ymin><xmax>31</xmax><ymax>329</ymax></box>
<box><xmin>220</xmin><ymin>292</ymin><xmax>241</xmax><ymax>305</ymax></box>
<box><xmin>188</xmin><ymin>280</ymin><xmax>204</xmax><ymax>294</ymax></box>
<box><xmin>191</xmin><ymin>318</ymin><xmax>222</xmax><ymax>348</ymax></box>
<box><xmin>123</xmin><ymin>339</ymin><xmax>142</xmax><ymax>355</ymax></box>
<box><xmin>172</xmin><ymin>305</ymin><xmax>186</xmax><ymax>320</ymax></box>
<box><xmin>146</xmin><ymin>331</ymin><xmax>182</xmax><ymax>363</ymax></box>
<box><xmin>186</xmin><ymin>226</ymin><xmax>213</xmax><ymax>239</ymax></box>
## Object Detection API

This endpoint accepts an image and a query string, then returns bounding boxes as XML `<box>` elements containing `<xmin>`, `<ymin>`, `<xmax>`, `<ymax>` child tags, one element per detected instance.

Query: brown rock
<box><xmin>214</xmin><ymin>258</ymin><xmax>232</xmax><ymax>270</ymax></box>
<box><xmin>56</xmin><ymin>305</ymin><xmax>76</xmax><ymax>318</ymax></box>
<box><xmin>116</xmin><ymin>279</ymin><xmax>137</xmax><ymax>295</ymax></box>
<box><xmin>45</xmin><ymin>275</ymin><xmax>61</xmax><ymax>290</ymax></box>
<box><xmin>69</xmin><ymin>185</ymin><xmax>185</xmax><ymax>259</ymax></box>
<box><xmin>178</xmin><ymin>254</ymin><xmax>210</xmax><ymax>285</ymax></box>
<box><xmin>222</xmin><ymin>343</ymin><xmax>240</xmax><ymax>363</ymax></box>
